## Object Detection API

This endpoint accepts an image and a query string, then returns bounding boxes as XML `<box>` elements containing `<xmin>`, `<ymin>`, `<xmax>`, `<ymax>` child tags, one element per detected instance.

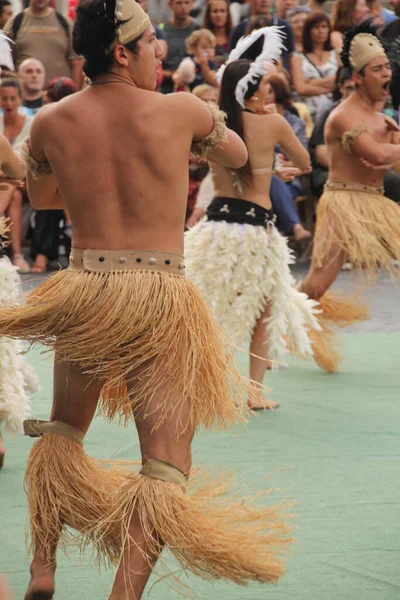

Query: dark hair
<box><xmin>73</xmin><ymin>0</ymin><xmax>142</xmax><ymax>79</ymax></box>
<box><xmin>219</xmin><ymin>60</ymin><xmax>260</xmax><ymax>181</ymax></box>
<box><xmin>302</xmin><ymin>11</ymin><xmax>332</xmax><ymax>54</ymax></box>
<box><xmin>332</xmin><ymin>66</ymin><xmax>352</xmax><ymax>100</ymax></box>
<box><xmin>332</xmin><ymin>0</ymin><xmax>358</xmax><ymax>34</ymax></box>
<box><xmin>46</xmin><ymin>77</ymin><xmax>77</xmax><ymax>102</ymax></box>
<box><xmin>0</xmin><ymin>0</ymin><xmax>11</xmax><ymax>17</ymax></box>
<box><xmin>203</xmin><ymin>0</ymin><xmax>232</xmax><ymax>39</ymax></box>
<box><xmin>245</xmin><ymin>14</ymin><xmax>271</xmax><ymax>35</ymax></box>
<box><xmin>0</xmin><ymin>77</ymin><xmax>22</xmax><ymax>97</ymax></box>
<box><xmin>267</xmin><ymin>74</ymin><xmax>292</xmax><ymax>108</ymax></box>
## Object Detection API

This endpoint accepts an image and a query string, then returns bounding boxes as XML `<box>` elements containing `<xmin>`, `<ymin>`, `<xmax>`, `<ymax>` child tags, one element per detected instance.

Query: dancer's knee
<box><xmin>302</xmin><ymin>278</ymin><xmax>327</xmax><ymax>301</ymax></box>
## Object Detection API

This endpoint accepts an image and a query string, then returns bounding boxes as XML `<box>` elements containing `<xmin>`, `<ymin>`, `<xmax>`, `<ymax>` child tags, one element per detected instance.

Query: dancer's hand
<box><xmin>186</xmin><ymin>207</ymin><xmax>205</xmax><ymax>228</ymax></box>
<box><xmin>360</xmin><ymin>157</ymin><xmax>395</xmax><ymax>170</ymax></box>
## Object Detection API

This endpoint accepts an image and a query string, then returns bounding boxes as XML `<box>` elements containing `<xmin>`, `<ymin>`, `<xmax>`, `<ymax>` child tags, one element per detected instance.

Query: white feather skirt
<box><xmin>0</xmin><ymin>256</ymin><xmax>38</xmax><ymax>434</ymax></box>
<box><xmin>185</xmin><ymin>220</ymin><xmax>321</xmax><ymax>366</ymax></box>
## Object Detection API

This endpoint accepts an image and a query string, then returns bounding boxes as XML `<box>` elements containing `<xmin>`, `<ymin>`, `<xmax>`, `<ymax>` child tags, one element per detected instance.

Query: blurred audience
<box><xmin>160</xmin><ymin>0</ymin><xmax>199</xmax><ymax>93</ymax></box>
<box><xmin>275</xmin><ymin>0</ymin><xmax>299</xmax><ymax>21</ymax></box>
<box><xmin>229</xmin><ymin>0</ymin><xmax>294</xmax><ymax>72</ymax></box>
<box><xmin>30</xmin><ymin>76</ymin><xmax>77</xmax><ymax>273</ymax></box>
<box><xmin>18</xmin><ymin>58</ymin><xmax>45</xmax><ymax>115</ymax></box>
<box><xmin>287</xmin><ymin>5</ymin><xmax>311</xmax><ymax>53</ymax></box>
<box><xmin>331</xmin><ymin>0</ymin><xmax>370</xmax><ymax>53</ymax></box>
<box><xmin>366</xmin><ymin>0</ymin><xmax>397</xmax><ymax>26</ymax></box>
<box><xmin>291</xmin><ymin>11</ymin><xmax>339</xmax><ymax>120</ymax></box>
<box><xmin>4</xmin><ymin>0</ymin><xmax>82</xmax><ymax>88</ymax></box>
<box><xmin>0</xmin><ymin>0</ymin><xmax>12</xmax><ymax>29</ymax></box>
<box><xmin>203</xmin><ymin>0</ymin><xmax>231</xmax><ymax>67</ymax></box>
<box><xmin>0</xmin><ymin>78</ymin><xmax>32</xmax><ymax>273</ymax></box>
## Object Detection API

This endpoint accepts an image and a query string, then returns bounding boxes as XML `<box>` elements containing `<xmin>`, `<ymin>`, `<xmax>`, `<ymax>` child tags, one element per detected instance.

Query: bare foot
<box><xmin>31</xmin><ymin>254</ymin><xmax>48</xmax><ymax>274</ymax></box>
<box><xmin>247</xmin><ymin>397</ymin><xmax>280</xmax><ymax>411</ymax></box>
<box><xmin>293</xmin><ymin>224</ymin><xmax>312</xmax><ymax>243</ymax></box>
<box><xmin>0</xmin><ymin>432</ymin><xmax>5</xmax><ymax>469</ymax></box>
<box><xmin>25</xmin><ymin>562</ymin><xmax>55</xmax><ymax>600</ymax></box>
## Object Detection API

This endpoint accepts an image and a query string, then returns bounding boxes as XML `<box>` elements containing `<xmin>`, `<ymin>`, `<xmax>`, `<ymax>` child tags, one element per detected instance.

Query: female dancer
<box><xmin>185</xmin><ymin>27</ymin><xmax>321</xmax><ymax>410</ymax></box>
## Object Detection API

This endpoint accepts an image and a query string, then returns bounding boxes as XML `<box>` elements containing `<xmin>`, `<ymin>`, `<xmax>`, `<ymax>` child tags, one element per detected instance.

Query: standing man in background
<box><xmin>0</xmin><ymin>0</ymin><xmax>12</xmax><ymax>29</ymax></box>
<box><xmin>4</xmin><ymin>0</ymin><xmax>82</xmax><ymax>89</ymax></box>
<box><xmin>160</xmin><ymin>0</ymin><xmax>198</xmax><ymax>93</ymax></box>
<box><xmin>18</xmin><ymin>58</ymin><xmax>45</xmax><ymax>114</ymax></box>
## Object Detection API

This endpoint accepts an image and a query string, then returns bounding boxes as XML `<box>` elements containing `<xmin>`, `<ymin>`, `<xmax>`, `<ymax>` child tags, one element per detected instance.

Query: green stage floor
<box><xmin>1</xmin><ymin>333</ymin><xmax>400</xmax><ymax>600</ymax></box>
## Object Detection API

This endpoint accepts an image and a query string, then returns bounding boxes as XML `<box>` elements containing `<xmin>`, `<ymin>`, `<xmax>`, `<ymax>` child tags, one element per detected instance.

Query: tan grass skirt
<box><xmin>0</xmin><ymin>248</ymin><xmax>252</xmax><ymax>431</ymax></box>
<box><xmin>313</xmin><ymin>181</ymin><xmax>400</xmax><ymax>281</ymax></box>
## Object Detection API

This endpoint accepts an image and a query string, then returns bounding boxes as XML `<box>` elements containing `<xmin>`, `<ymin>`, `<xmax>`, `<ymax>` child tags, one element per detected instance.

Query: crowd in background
<box><xmin>0</xmin><ymin>0</ymin><xmax>399</xmax><ymax>272</ymax></box>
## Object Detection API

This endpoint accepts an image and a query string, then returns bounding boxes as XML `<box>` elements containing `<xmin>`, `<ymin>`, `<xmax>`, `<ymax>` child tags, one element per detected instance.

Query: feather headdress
<box><xmin>0</xmin><ymin>31</ymin><xmax>14</xmax><ymax>72</ymax></box>
<box><xmin>216</xmin><ymin>26</ymin><xmax>286</xmax><ymax>108</ymax></box>
<box><xmin>341</xmin><ymin>21</ymin><xmax>386</xmax><ymax>73</ymax></box>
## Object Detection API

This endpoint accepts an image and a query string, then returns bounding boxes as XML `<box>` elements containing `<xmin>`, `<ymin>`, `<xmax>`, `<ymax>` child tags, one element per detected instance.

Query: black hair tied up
<box><xmin>73</xmin><ymin>0</ymin><xmax>118</xmax><ymax>79</ymax></box>
<box><xmin>341</xmin><ymin>20</ymin><xmax>380</xmax><ymax>71</ymax></box>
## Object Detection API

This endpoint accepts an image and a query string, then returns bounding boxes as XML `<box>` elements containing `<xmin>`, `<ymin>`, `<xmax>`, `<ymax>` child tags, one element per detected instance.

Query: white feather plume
<box><xmin>235</xmin><ymin>26</ymin><xmax>286</xmax><ymax>107</ymax></box>
<box><xmin>0</xmin><ymin>31</ymin><xmax>14</xmax><ymax>73</ymax></box>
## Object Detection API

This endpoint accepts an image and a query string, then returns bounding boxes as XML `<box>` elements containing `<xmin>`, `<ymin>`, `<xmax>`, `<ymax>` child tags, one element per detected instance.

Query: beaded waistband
<box><xmin>325</xmin><ymin>180</ymin><xmax>384</xmax><ymax>195</ymax></box>
<box><xmin>207</xmin><ymin>197</ymin><xmax>275</xmax><ymax>227</ymax></box>
<box><xmin>69</xmin><ymin>248</ymin><xmax>185</xmax><ymax>275</ymax></box>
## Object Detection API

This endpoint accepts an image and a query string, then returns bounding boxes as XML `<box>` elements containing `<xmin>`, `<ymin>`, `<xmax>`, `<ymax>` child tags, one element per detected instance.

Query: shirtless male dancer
<box><xmin>301</xmin><ymin>23</ymin><xmax>400</xmax><ymax>368</ymax></box>
<box><xmin>0</xmin><ymin>0</ymin><xmax>292</xmax><ymax>598</ymax></box>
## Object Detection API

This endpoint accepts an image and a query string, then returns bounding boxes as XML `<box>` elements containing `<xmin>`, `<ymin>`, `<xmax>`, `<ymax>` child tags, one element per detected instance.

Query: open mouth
<box><xmin>382</xmin><ymin>81</ymin><xmax>390</xmax><ymax>93</ymax></box>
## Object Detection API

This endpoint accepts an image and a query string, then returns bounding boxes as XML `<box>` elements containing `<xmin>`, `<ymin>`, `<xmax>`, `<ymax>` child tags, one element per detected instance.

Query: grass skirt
<box><xmin>313</xmin><ymin>182</ymin><xmax>400</xmax><ymax>281</ymax></box>
<box><xmin>185</xmin><ymin>220</ymin><xmax>321</xmax><ymax>366</ymax></box>
<box><xmin>26</xmin><ymin>431</ymin><xmax>292</xmax><ymax>586</ymax></box>
<box><xmin>0</xmin><ymin>222</ymin><xmax>38</xmax><ymax>434</ymax></box>
<box><xmin>0</xmin><ymin>258</ymin><xmax>252</xmax><ymax>431</ymax></box>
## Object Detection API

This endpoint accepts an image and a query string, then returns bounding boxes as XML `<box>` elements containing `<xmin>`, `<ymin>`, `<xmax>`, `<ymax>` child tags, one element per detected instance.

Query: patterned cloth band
<box><xmin>207</xmin><ymin>197</ymin><xmax>276</xmax><ymax>227</ymax></box>
<box><xmin>325</xmin><ymin>180</ymin><xmax>384</xmax><ymax>195</ymax></box>
<box><xmin>69</xmin><ymin>248</ymin><xmax>186</xmax><ymax>275</ymax></box>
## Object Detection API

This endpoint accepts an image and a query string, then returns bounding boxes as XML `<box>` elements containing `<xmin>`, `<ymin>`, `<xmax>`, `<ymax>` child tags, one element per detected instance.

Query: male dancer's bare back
<box><xmin>29</xmin><ymin>87</ymin><xmax>245</xmax><ymax>253</ymax></box>
<box><xmin>23</xmin><ymin>24</ymin><xmax>248</xmax><ymax>600</ymax></box>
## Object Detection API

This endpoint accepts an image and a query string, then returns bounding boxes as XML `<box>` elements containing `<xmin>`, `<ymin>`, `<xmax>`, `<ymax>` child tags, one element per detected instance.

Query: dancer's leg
<box><xmin>25</xmin><ymin>355</ymin><xmax>104</xmax><ymax>600</ymax></box>
<box><xmin>248</xmin><ymin>305</ymin><xmax>279</xmax><ymax>411</ymax></box>
<box><xmin>302</xmin><ymin>239</ymin><xmax>346</xmax><ymax>300</ymax></box>
<box><xmin>109</xmin><ymin>375</ymin><xmax>195</xmax><ymax>600</ymax></box>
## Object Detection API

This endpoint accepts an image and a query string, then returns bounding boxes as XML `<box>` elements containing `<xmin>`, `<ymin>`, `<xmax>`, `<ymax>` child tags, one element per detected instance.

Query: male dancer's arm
<box><xmin>331</xmin><ymin>112</ymin><xmax>400</xmax><ymax>167</ymax></box>
<box><xmin>23</xmin><ymin>107</ymin><xmax>64</xmax><ymax>210</ymax></box>
<box><xmin>176</xmin><ymin>94</ymin><xmax>248</xmax><ymax>168</ymax></box>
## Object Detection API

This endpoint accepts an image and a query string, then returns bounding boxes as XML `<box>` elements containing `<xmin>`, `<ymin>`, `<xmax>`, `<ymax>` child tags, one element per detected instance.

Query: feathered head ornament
<box><xmin>341</xmin><ymin>21</ymin><xmax>387</xmax><ymax>74</ymax></box>
<box><xmin>0</xmin><ymin>31</ymin><xmax>14</xmax><ymax>73</ymax></box>
<box><xmin>216</xmin><ymin>26</ymin><xmax>285</xmax><ymax>108</ymax></box>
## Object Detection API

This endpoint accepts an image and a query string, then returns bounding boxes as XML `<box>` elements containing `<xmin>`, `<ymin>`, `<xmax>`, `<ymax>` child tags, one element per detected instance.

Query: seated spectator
<box><xmin>160</xmin><ymin>0</ymin><xmax>199</xmax><ymax>93</ymax></box>
<box><xmin>381</xmin><ymin>1</ymin><xmax>400</xmax><ymax>110</ymax></box>
<box><xmin>0</xmin><ymin>0</ymin><xmax>12</xmax><ymax>29</ymax></box>
<box><xmin>366</xmin><ymin>0</ymin><xmax>397</xmax><ymax>28</ymax></box>
<box><xmin>265</xmin><ymin>75</ymin><xmax>311</xmax><ymax>242</ymax></box>
<box><xmin>275</xmin><ymin>65</ymin><xmax>314</xmax><ymax>136</ymax></box>
<box><xmin>229</xmin><ymin>0</ymin><xmax>294</xmax><ymax>72</ymax></box>
<box><xmin>0</xmin><ymin>78</ymin><xmax>32</xmax><ymax>273</ymax></box>
<box><xmin>4</xmin><ymin>0</ymin><xmax>82</xmax><ymax>89</ymax></box>
<box><xmin>203</xmin><ymin>0</ymin><xmax>231</xmax><ymax>67</ymax></box>
<box><xmin>180</xmin><ymin>29</ymin><xmax>218</xmax><ymax>89</ymax></box>
<box><xmin>192</xmin><ymin>82</ymin><xmax>218</xmax><ymax>102</ymax></box>
<box><xmin>30</xmin><ymin>76</ymin><xmax>77</xmax><ymax>273</ymax></box>
<box><xmin>275</xmin><ymin>0</ymin><xmax>299</xmax><ymax>21</ymax></box>
<box><xmin>136</xmin><ymin>0</ymin><xmax>168</xmax><ymax>58</ymax></box>
<box><xmin>287</xmin><ymin>5</ymin><xmax>311</xmax><ymax>53</ymax></box>
<box><xmin>306</xmin><ymin>0</ymin><xmax>327</xmax><ymax>9</ymax></box>
<box><xmin>331</xmin><ymin>0</ymin><xmax>370</xmax><ymax>53</ymax></box>
<box><xmin>18</xmin><ymin>58</ymin><xmax>45</xmax><ymax>115</ymax></box>
<box><xmin>291</xmin><ymin>11</ymin><xmax>339</xmax><ymax>121</ymax></box>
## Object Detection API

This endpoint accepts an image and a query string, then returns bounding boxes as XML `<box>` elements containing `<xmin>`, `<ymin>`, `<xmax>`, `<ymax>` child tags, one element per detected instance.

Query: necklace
<box><xmin>312</xmin><ymin>50</ymin><xmax>325</xmax><ymax>62</ymax></box>
<box><xmin>87</xmin><ymin>72</ymin><xmax>136</xmax><ymax>87</ymax></box>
